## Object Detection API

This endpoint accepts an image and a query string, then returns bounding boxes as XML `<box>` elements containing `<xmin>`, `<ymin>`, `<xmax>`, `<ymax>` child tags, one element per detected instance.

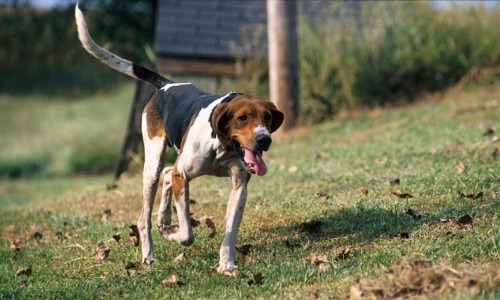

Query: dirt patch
<box><xmin>344</xmin><ymin>254</ymin><xmax>499</xmax><ymax>299</ymax></box>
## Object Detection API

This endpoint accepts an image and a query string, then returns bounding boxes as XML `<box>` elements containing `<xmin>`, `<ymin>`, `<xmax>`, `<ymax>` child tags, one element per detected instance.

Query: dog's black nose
<box><xmin>256</xmin><ymin>134</ymin><xmax>272</xmax><ymax>151</ymax></box>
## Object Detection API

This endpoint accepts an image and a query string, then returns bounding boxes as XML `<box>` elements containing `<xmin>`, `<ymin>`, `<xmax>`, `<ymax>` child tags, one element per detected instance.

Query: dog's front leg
<box><xmin>218</xmin><ymin>167</ymin><xmax>251</xmax><ymax>273</ymax></box>
<box><xmin>160</xmin><ymin>167</ymin><xmax>194</xmax><ymax>246</ymax></box>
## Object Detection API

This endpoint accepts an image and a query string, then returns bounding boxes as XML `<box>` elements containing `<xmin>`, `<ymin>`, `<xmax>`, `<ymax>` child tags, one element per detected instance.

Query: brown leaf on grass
<box><xmin>336</xmin><ymin>247</ymin><xmax>352</xmax><ymax>261</ymax></box>
<box><xmin>128</xmin><ymin>225</ymin><xmax>139</xmax><ymax>247</ymax></box>
<box><xmin>307</xmin><ymin>253</ymin><xmax>327</xmax><ymax>265</ymax></box>
<box><xmin>222</xmin><ymin>268</ymin><xmax>240</xmax><ymax>278</ymax></box>
<box><xmin>10</xmin><ymin>239</ymin><xmax>21</xmax><ymax>252</ymax></box>
<box><xmin>390</xmin><ymin>178</ymin><xmax>400</xmax><ymax>186</ymax></box>
<box><xmin>162</xmin><ymin>274</ymin><xmax>184</xmax><ymax>286</ymax></box>
<box><xmin>31</xmin><ymin>231</ymin><xmax>43</xmax><ymax>242</ymax></box>
<box><xmin>190</xmin><ymin>217</ymin><xmax>200</xmax><ymax>227</ymax></box>
<box><xmin>316</xmin><ymin>151</ymin><xmax>328</xmax><ymax>160</ymax></box>
<box><xmin>483</xmin><ymin>127</ymin><xmax>495</xmax><ymax>136</ymax></box>
<box><xmin>248</xmin><ymin>272</ymin><xmax>264</xmax><ymax>286</ymax></box>
<box><xmin>299</xmin><ymin>220</ymin><xmax>322</xmax><ymax>234</ymax></box>
<box><xmin>236</xmin><ymin>244</ymin><xmax>253</xmax><ymax>256</ymax></box>
<box><xmin>457</xmin><ymin>214</ymin><xmax>473</xmax><ymax>226</ymax></box>
<box><xmin>106</xmin><ymin>182</ymin><xmax>118</xmax><ymax>190</ymax></box>
<box><xmin>457</xmin><ymin>191</ymin><xmax>483</xmax><ymax>200</ymax></box>
<box><xmin>391</xmin><ymin>189</ymin><xmax>413</xmax><ymax>199</ymax></box>
<box><xmin>101</xmin><ymin>209</ymin><xmax>112</xmax><ymax>221</ymax></box>
<box><xmin>457</xmin><ymin>162</ymin><xmax>467</xmax><ymax>174</ymax></box>
<box><xmin>55</xmin><ymin>231</ymin><xmax>64</xmax><ymax>241</ymax></box>
<box><xmin>204</xmin><ymin>218</ymin><xmax>216</xmax><ymax>238</ymax></box>
<box><xmin>96</xmin><ymin>241</ymin><xmax>110</xmax><ymax>260</ymax></box>
<box><xmin>19</xmin><ymin>280</ymin><xmax>27</xmax><ymax>288</ymax></box>
<box><xmin>405</xmin><ymin>208</ymin><xmax>422</xmax><ymax>220</ymax></box>
<box><xmin>345</xmin><ymin>254</ymin><xmax>499</xmax><ymax>300</ymax></box>
<box><xmin>16</xmin><ymin>266</ymin><xmax>32</xmax><ymax>276</ymax></box>
<box><xmin>284</xmin><ymin>239</ymin><xmax>300</xmax><ymax>250</ymax></box>
<box><xmin>358</xmin><ymin>187</ymin><xmax>369</xmax><ymax>196</ymax></box>
<box><xmin>174</xmin><ymin>252</ymin><xmax>187</xmax><ymax>262</ymax></box>
<box><xmin>189</xmin><ymin>199</ymin><xmax>197</xmax><ymax>204</ymax></box>
<box><xmin>112</xmin><ymin>233</ymin><xmax>121</xmax><ymax>243</ymax></box>
<box><xmin>314</xmin><ymin>191</ymin><xmax>331</xmax><ymax>200</ymax></box>
<box><xmin>124</xmin><ymin>261</ymin><xmax>142</xmax><ymax>270</ymax></box>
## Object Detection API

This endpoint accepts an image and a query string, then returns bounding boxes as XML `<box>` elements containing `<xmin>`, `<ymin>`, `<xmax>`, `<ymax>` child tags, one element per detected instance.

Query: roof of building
<box><xmin>154</xmin><ymin>0</ymin><xmax>267</xmax><ymax>60</ymax></box>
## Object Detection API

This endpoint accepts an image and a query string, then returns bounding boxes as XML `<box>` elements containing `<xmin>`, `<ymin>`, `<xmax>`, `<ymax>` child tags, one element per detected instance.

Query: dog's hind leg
<box><xmin>138</xmin><ymin>113</ymin><xmax>167</xmax><ymax>265</ymax></box>
<box><xmin>157</xmin><ymin>166</ymin><xmax>173</xmax><ymax>230</ymax></box>
<box><xmin>160</xmin><ymin>165</ymin><xmax>195</xmax><ymax>246</ymax></box>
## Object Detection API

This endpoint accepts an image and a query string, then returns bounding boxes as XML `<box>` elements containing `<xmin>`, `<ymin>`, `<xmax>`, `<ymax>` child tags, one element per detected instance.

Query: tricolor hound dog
<box><xmin>75</xmin><ymin>5</ymin><xmax>284</xmax><ymax>272</ymax></box>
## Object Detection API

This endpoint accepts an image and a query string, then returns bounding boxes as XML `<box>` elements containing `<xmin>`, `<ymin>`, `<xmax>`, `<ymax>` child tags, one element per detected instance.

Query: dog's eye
<box><xmin>264</xmin><ymin>113</ymin><xmax>272</xmax><ymax>122</ymax></box>
<box><xmin>237</xmin><ymin>115</ymin><xmax>248</xmax><ymax>123</ymax></box>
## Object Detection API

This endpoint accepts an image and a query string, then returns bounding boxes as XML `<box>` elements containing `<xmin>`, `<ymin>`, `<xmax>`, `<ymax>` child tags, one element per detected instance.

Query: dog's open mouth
<box><xmin>232</xmin><ymin>141</ymin><xmax>267</xmax><ymax>176</ymax></box>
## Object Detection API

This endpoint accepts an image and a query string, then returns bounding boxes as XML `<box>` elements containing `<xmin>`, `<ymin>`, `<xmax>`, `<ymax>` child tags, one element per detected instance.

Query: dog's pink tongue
<box><xmin>243</xmin><ymin>149</ymin><xmax>267</xmax><ymax>176</ymax></box>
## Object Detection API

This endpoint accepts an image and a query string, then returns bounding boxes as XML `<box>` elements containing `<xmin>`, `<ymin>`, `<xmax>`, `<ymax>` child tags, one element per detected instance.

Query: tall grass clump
<box><xmin>298</xmin><ymin>2</ymin><xmax>500</xmax><ymax>122</ymax></box>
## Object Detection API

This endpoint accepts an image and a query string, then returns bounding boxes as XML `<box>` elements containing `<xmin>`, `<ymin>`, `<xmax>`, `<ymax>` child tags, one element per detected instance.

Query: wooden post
<box><xmin>267</xmin><ymin>0</ymin><xmax>299</xmax><ymax>130</ymax></box>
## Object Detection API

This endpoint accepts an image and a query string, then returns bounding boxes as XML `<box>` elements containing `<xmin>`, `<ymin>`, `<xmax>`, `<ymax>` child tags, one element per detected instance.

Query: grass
<box><xmin>0</xmin><ymin>84</ymin><xmax>133</xmax><ymax>178</ymax></box>
<box><xmin>0</xmin><ymin>81</ymin><xmax>499</xmax><ymax>298</ymax></box>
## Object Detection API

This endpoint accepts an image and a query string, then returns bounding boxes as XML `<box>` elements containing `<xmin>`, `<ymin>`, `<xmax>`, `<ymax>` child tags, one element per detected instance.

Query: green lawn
<box><xmin>0</xmin><ymin>82</ymin><xmax>499</xmax><ymax>299</ymax></box>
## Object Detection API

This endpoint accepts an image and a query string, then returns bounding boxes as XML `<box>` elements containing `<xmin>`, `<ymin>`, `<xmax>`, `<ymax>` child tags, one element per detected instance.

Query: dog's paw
<box><xmin>159</xmin><ymin>225</ymin><xmax>179</xmax><ymax>240</ymax></box>
<box><xmin>159</xmin><ymin>225</ymin><xmax>194</xmax><ymax>246</ymax></box>
<box><xmin>142</xmin><ymin>257</ymin><xmax>154</xmax><ymax>265</ymax></box>
<box><xmin>217</xmin><ymin>261</ymin><xmax>237</xmax><ymax>274</ymax></box>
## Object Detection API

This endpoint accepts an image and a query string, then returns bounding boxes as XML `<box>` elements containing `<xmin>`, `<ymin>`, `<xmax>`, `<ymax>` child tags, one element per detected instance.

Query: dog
<box><xmin>75</xmin><ymin>5</ymin><xmax>283</xmax><ymax>272</ymax></box>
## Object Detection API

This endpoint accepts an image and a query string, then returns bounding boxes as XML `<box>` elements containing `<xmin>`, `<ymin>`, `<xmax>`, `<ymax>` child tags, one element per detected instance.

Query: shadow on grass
<box><xmin>263</xmin><ymin>204</ymin><xmax>429</xmax><ymax>248</ymax></box>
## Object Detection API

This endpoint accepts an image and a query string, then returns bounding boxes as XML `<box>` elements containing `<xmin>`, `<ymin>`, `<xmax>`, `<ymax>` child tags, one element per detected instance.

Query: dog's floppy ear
<box><xmin>265</xmin><ymin>101</ymin><xmax>284</xmax><ymax>133</ymax></box>
<box><xmin>211</xmin><ymin>103</ymin><xmax>233</xmax><ymax>150</ymax></box>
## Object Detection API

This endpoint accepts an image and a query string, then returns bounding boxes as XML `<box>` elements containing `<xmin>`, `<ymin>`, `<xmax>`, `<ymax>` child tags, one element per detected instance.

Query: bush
<box><xmin>297</xmin><ymin>2</ymin><xmax>500</xmax><ymax>123</ymax></box>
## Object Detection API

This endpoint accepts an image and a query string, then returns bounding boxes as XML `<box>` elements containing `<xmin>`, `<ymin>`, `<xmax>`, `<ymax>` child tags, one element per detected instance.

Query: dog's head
<box><xmin>211</xmin><ymin>95</ymin><xmax>284</xmax><ymax>176</ymax></box>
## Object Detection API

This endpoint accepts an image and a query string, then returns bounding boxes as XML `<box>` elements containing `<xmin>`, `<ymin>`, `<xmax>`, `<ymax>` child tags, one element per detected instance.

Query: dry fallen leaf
<box><xmin>16</xmin><ymin>266</ymin><xmax>32</xmax><ymax>276</ymax></box>
<box><xmin>483</xmin><ymin>127</ymin><xmax>495</xmax><ymax>136</ymax></box>
<box><xmin>299</xmin><ymin>220</ymin><xmax>322</xmax><ymax>234</ymax></box>
<box><xmin>236</xmin><ymin>244</ymin><xmax>253</xmax><ymax>256</ymax></box>
<box><xmin>129</xmin><ymin>225</ymin><xmax>140</xmax><ymax>247</ymax></box>
<box><xmin>96</xmin><ymin>241</ymin><xmax>110</xmax><ymax>260</ymax></box>
<box><xmin>391</xmin><ymin>189</ymin><xmax>413</xmax><ymax>199</ymax></box>
<box><xmin>101</xmin><ymin>209</ymin><xmax>112</xmax><ymax>221</ymax></box>
<box><xmin>308</xmin><ymin>253</ymin><xmax>327</xmax><ymax>265</ymax></box>
<box><xmin>358</xmin><ymin>187</ymin><xmax>369</xmax><ymax>196</ymax></box>
<box><xmin>222</xmin><ymin>269</ymin><xmax>240</xmax><ymax>278</ymax></box>
<box><xmin>248</xmin><ymin>272</ymin><xmax>264</xmax><ymax>285</ymax></box>
<box><xmin>457</xmin><ymin>214</ymin><xmax>473</xmax><ymax>226</ymax></box>
<box><xmin>314</xmin><ymin>191</ymin><xmax>331</xmax><ymax>200</ymax></box>
<box><xmin>390</xmin><ymin>178</ymin><xmax>400</xmax><ymax>186</ymax></box>
<box><xmin>10</xmin><ymin>239</ymin><xmax>21</xmax><ymax>252</ymax></box>
<box><xmin>316</xmin><ymin>151</ymin><xmax>328</xmax><ymax>160</ymax></box>
<box><xmin>405</xmin><ymin>208</ymin><xmax>422</xmax><ymax>220</ymax></box>
<box><xmin>457</xmin><ymin>191</ymin><xmax>483</xmax><ymax>200</ymax></box>
<box><xmin>336</xmin><ymin>247</ymin><xmax>352</xmax><ymax>261</ymax></box>
<box><xmin>204</xmin><ymin>218</ymin><xmax>217</xmax><ymax>238</ymax></box>
<box><xmin>124</xmin><ymin>261</ymin><xmax>141</xmax><ymax>270</ymax></box>
<box><xmin>112</xmin><ymin>233</ymin><xmax>121</xmax><ymax>243</ymax></box>
<box><xmin>174</xmin><ymin>252</ymin><xmax>187</xmax><ymax>262</ymax></box>
<box><xmin>284</xmin><ymin>239</ymin><xmax>300</xmax><ymax>250</ymax></box>
<box><xmin>31</xmin><ymin>231</ymin><xmax>43</xmax><ymax>242</ymax></box>
<box><xmin>457</xmin><ymin>162</ymin><xmax>467</xmax><ymax>174</ymax></box>
<box><xmin>190</xmin><ymin>217</ymin><xmax>200</xmax><ymax>227</ymax></box>
<box><xmin>162</xmin><ymin>273</ymin><xmax>183</xmax><ymax>286</ymax></box>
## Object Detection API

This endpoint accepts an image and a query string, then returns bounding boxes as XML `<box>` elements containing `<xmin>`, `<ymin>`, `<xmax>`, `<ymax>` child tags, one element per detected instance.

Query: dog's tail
<box><xmin>74</xmin><ymin>4</ymin><xmax>171</xmax><ymax>89</ymax></box>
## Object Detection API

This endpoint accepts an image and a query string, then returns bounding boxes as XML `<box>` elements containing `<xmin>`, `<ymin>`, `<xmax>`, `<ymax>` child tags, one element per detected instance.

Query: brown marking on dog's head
<box><xmin>211</xmin><ymin>95</ymin><xmax>284</xmax><ymax>151</ymax></box>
